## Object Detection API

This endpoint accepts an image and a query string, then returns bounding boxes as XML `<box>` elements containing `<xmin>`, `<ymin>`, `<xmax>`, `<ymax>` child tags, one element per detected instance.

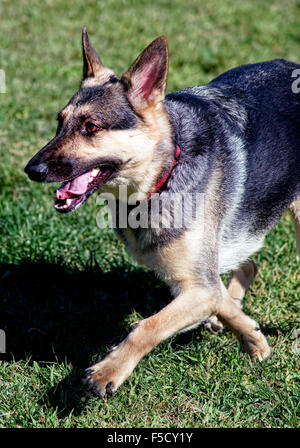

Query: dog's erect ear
<box><xmin>121</xmin><ymin>37</ymin><xmax>168</xmax><ymax>110</ymax></box>
<box><xmin>82</xmin><ymin>27</ymin><xmax>104</xmax><ymax>78</ymax></box>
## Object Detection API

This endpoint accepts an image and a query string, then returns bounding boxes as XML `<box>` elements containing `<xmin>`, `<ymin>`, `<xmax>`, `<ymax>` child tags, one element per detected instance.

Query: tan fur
<box><xmin>290</xmin><ymin>196</ymin><xmax>300</xmax><ymax>255</ymax></box>
<box><xmin>81</xmin><ymin>68</ymin><xmax>115</xmax><ymax>88</ymax></box>
<box><xmin>117</xmin><ymin>220</ymin><xmax>205</xmax><ymax>288</ymax></box>
<box><xmin>227</xmin><ymin>259</ymin><xmax>258</xmax><ymax>303</ymax></box>
<box><xmin>205</xmin><ymin>259</ymin><xmax>258</xmax><ymax>334</ymax></box>
<box><xmin>103</xmin><ymin>104</ymin><xmax>173</xmax><ymax>199</ymax></box>
<box><xmin>217</xmin><ymin>282</ymin><xmax>271</xmax><ymax>361</ymax></box>
<box><xmin>60</xmin><ymin>104</ymin><xmax>74</xmax><ymax>120</ymax></box>
<box><xmin>43</xmin><ymin>135</ymin><xmax>74</xmax><ymax>162</ymax></box>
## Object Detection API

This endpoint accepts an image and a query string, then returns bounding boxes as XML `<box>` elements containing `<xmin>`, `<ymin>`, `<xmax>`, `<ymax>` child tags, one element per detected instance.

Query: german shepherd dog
<box><xmin>25</xmin><ymin>28</ymin><xmax>300</xmax><ymax>397</ymax></box>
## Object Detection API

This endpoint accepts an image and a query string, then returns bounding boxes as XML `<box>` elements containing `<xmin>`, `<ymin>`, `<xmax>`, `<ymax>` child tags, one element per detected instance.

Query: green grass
<box><xmin>1</xmin><ymin>0</ymin><xmax>300</xmax><ymax>428</ymax></box>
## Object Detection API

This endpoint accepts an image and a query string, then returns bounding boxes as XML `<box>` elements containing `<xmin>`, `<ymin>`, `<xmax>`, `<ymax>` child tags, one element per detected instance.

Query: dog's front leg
<box><xmin>83</xmin><ymin>284</ymin><xmax>220</xmax><ymax>397</ymax></box>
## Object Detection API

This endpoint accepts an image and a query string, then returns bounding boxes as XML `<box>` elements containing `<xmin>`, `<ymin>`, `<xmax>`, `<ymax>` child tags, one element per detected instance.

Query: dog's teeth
<box><xmin>91</xmin><ymin>168</ymin><xmax>100</xmax><ymax>177</ymax></box>
<box><xmin>88</xmin><ymin>168</ymin><xmax>100</xmax><ymax>183</ymax></box>
<box><xmin>66</xmin><ymin>199</ymin><xmax>72</xmax><ymax>206</ymax></box>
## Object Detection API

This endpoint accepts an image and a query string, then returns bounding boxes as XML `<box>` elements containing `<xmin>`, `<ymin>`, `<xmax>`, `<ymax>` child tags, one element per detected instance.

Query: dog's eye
<box><xmin>85</xmin><ymin>122</ymin><xmax>100</xmax><ymax>134</ymax></box>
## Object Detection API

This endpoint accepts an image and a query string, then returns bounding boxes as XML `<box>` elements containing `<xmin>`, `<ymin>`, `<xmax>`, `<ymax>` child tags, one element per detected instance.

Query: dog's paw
<box><xmin>243</xmin><ymin>325</ymin><xmax>272</xmax><ymax>362</ymax></box>
<box><xmin>203</xmin><ymin>315</ymin><xmax>224</xmax><ymax>335</ymax></box>
<box><xmin>83</xmin><ymin>345</ymin><xmax>135</xmax><ymax>398</ymax></box>
<box><xmin>83</xmin><ymin>363</ymin><xmax>118</xmax><ymax>398</ymax></box>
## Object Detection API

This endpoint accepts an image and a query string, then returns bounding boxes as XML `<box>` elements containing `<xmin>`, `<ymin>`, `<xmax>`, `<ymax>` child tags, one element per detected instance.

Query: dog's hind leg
<box><xmin>227</xmin><ymin>259</ymin><xmax>258</xmax><ymax>303</ymax></box>
<box><xmin>204</xmin><ymin>259</ymin><xmax>258</xmax><ymax>334</ymax></box>
<box><xmin>217</xmin><ymin>281</ymin><xmax>271</xmax><ymax>361</ymax></box>
<box><xmin>289</xmin><ymin>196</ymin><xmax>300</xmax><ymax>255</ymax></box>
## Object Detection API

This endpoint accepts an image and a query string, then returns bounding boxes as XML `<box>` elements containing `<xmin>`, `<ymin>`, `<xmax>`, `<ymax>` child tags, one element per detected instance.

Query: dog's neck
<box><xmin>137</xmin><ymin>103</ymin><xmax>177</xmax><ymax>200</ymax></box>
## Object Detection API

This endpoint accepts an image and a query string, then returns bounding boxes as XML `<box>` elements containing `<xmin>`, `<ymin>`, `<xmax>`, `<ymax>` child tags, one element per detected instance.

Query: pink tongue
<box><xmin>56</xmin><ymin>171</ymin><xmax>91</xmax><ymax>200</ymax></box>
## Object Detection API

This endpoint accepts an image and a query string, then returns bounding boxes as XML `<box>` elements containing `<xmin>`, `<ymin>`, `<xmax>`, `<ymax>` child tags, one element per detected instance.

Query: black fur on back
<box><xmin>163</xmin><ymin>59</ymin><xmax>300</xmax><ymax>237</ymax></box>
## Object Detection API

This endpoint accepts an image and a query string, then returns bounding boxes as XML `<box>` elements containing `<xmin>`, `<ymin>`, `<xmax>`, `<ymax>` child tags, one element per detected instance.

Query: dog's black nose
<box><xmin>24</xmin><ymin>161</ymin><xmax>49</xmax><ymax>182</ymax></box>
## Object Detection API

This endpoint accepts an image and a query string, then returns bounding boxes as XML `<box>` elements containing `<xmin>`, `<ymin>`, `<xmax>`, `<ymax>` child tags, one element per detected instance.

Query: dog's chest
<box><xmin>114</xmin><ymin>227</ymin><xmax>158</xmax><ymax>266</ymax></box>
<box><xmin>114</xmin><ymin>220</ymin><xmax>209</xmax><ymax>288</ymax></box>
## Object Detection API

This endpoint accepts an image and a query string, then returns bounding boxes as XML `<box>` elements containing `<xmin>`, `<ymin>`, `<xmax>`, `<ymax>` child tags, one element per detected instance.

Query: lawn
<box><xmin>0</xmin><ymin>0</ymin><xmax>300</xmax><ymax>428</ymax></box>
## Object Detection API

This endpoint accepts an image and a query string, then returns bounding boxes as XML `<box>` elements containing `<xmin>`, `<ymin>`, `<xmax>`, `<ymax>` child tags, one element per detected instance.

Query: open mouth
<box><xmin>54</xmin><ymin>165</ymin><xmax>114</xmax><ymax>213</ymax></box>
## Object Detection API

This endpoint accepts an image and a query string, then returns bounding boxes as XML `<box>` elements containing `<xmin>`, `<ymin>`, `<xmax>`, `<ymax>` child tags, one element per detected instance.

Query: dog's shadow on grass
<box><xmin>1</xmin><ymin>258</ymin><xmax>195</xmax><ymax>416</ymax></box>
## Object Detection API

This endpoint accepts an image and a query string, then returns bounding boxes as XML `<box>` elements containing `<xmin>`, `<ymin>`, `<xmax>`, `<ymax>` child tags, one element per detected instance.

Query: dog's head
<box><xmin>25</xmin><ymin>28</ymin><xmax>173</xmax><ymax>212</ymax></box>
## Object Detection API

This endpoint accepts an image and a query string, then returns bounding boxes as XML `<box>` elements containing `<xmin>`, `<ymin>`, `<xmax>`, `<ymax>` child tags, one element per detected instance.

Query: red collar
<box><xmin>147</xmin><ymin>144</ymin><xmax>181</xmax><ymax>200</ymax></box>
